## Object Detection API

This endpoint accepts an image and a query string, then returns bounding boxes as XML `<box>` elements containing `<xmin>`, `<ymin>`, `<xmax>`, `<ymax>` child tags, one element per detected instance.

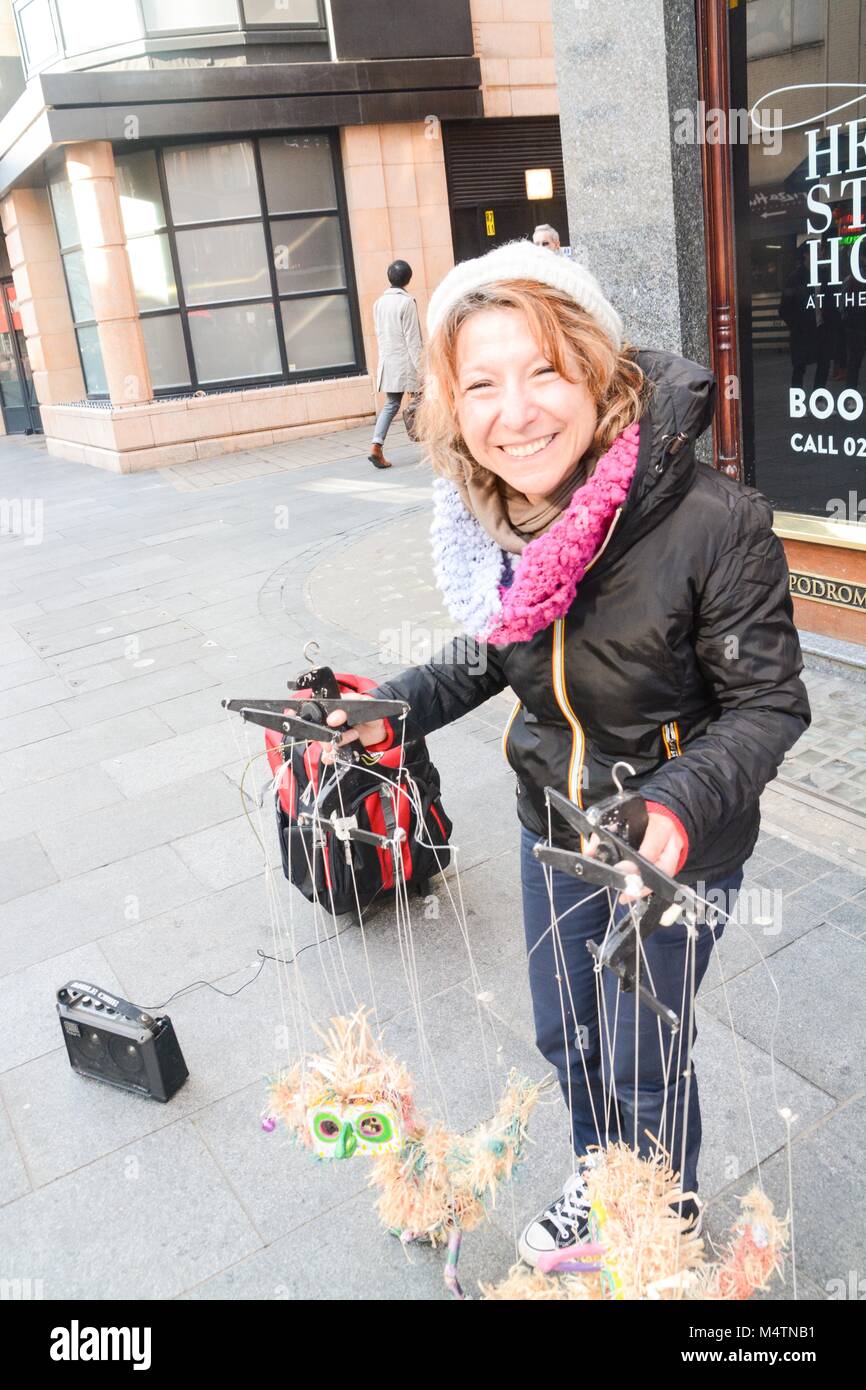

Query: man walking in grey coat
<box><xmin>368</xmin><ymin>260</ymin><xmax>423</xmax><ymax>469</ymax></box>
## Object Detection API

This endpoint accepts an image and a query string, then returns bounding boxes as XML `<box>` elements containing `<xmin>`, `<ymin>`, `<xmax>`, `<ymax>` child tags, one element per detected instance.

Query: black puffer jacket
<box><xmin>373</xmin><ymin>349</ymin><xmax>811</xmax><ymax>884</ymax></box>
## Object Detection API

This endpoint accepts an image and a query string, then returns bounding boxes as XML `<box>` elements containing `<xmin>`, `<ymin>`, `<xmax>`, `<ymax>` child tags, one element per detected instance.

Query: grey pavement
<box><xmin>0</xmin><ymin>422</ymin><xmax>864</xmax><ymax>1301</ymax></box>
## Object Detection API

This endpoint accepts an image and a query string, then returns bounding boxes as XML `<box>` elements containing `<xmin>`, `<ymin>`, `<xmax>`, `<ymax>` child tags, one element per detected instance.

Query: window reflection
<box><xmin>741</xmin><ymin>0</ymin><xmax>866</xmax><ymax>517</ymax></box>
<box><xmin>270</xmin><ymin>216</ymin><xmax>346</xmax><ymax>293</ymax></box>
<box><xmin>189</xmin><ymin>303</ymin><xmax>281</xmax><ymax>383</ymax></box>
<box><xmin>163</xmin><ymin>142</ymin><xmax>260</xmax><ymax>225</ymax></box>
<box><xmin>176</xmin><ymin>223</ymin><xmax>271</xmax><ymax>304</ymax></box>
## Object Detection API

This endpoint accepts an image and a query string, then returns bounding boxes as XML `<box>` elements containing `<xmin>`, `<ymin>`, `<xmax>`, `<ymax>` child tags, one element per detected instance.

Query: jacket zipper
<box><xmin>551</xmin><ymin>616</ymin><xmax>585</xmax><ymax>806</ymax></box>
<box><xmin>502</xmin><ymin>696</ymin><xmax>522</xmax><ymax>765</ymax></box>
<box><xmin>661</xmin><ymin>720</ymin><xmax>682</xmax><ymax>758</ymax></box>
<box><xmin>501</xmin><ymin>508</ymin><xmax>624</xmax><ymax>787</ymax></box>
<box><xmin>538</xmin><ymin>428</ymin><xmax>691</xmax><ymax>808</ymax></box>
<box><xmin>549</xmin><ymin>507</ymin><xmax>624</xmax><ymax>806</ymax></box>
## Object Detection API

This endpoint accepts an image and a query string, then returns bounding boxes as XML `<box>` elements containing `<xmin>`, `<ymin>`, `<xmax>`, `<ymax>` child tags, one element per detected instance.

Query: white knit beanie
<box><xmin>426</xmin><ymin>240</ymin><xmax>624</xmax><ymax>351</ymax></box>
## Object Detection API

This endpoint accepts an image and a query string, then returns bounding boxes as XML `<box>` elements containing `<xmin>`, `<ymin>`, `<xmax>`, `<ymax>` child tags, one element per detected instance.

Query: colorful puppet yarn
<box><xmin>483</xmin><ymin>1143</ymin><xmax>787</xmax><ymax>1301</ymax></box>
<box><xmin>264</xmin><ymin>1009</ymin><xmax>544</xmax><ymax>1295</ymax></box>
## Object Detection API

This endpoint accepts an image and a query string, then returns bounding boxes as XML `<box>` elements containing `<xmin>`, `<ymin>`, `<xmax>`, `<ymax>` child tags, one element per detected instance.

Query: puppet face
<box><xmin>307</xmin><ymin>1100</ymin><xmax>402</xmax><ymax>1160</ymax></box>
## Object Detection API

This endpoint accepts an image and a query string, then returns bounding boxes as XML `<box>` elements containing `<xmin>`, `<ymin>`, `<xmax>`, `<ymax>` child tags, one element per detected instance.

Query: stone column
<box><xmin>340</xmin><ymin>120</ymin><xmax>453</xmax><ymax>386</ymax></box>
<box><xmin>65</xmin><ymin>141</ymin><xmax>152</xmax><ymax>404</ymax></box>
<box><xmin>550</xmin><ymin>0</ymin><xmax>708</xmax><ymax>364</ymax></box>
<box><xmin>0</xmin><ymin>188</ymin><xmax>85</xmax><ymax>406</ymax></box>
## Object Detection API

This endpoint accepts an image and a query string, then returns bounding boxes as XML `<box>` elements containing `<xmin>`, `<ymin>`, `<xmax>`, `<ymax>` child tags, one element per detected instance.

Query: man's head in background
<box><xmin>387</xmin><ymin>260</ymin><xmax>413</xmax><ymax>287</ymax></box>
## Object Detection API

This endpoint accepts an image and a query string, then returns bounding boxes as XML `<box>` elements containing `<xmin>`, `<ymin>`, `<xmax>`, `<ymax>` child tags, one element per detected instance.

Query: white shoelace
<box><xmin>546</xmin><ymin>1170</ymin><xmax>592</xmax><ymax>1240</ymax></box>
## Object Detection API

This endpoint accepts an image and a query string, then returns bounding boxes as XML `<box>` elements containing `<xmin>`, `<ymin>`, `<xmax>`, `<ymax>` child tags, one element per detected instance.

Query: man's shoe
<box><xmin>518</xmin><ymin>1167</ymin><xmax>593</xmax><ymax>1267</ymax></box>
<box><xmin>369</xmin><ymin>443</ymin><xmax>392</xmax><ymax>469</ymax></box>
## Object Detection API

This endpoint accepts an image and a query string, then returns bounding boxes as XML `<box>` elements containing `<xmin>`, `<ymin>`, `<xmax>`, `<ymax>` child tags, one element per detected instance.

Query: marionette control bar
<box><xmin>222</xmin><ymin>696</ymin><xmax>409</xmax><ymax>743</ymax></box>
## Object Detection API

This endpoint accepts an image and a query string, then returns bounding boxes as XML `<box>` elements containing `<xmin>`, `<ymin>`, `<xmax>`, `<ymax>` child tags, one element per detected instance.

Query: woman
<box><xmin>324</xmin><ymin>241</ymin><xmax>810</xmax><ymax>1265</ymax></box>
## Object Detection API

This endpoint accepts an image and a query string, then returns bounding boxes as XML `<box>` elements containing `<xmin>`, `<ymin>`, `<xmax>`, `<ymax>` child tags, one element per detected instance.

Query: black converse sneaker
<box><xmin>518</xmin><ymin>1167</ymin><xmax>594</xmax><ymax>1267</ymax></box>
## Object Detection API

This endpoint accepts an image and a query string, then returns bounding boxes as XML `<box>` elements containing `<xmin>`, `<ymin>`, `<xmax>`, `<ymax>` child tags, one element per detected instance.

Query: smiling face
<box><xmin>453</xmin><ymin>307</ymin><xmax>598</xmax><ymax>503</ymax></box>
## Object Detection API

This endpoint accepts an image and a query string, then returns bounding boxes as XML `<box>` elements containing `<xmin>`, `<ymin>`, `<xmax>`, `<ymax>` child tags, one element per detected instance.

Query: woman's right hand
<box><xmin>309</xmin><ymin>692</ymin><xmax>387</xmax><ymax>764</ymax></box>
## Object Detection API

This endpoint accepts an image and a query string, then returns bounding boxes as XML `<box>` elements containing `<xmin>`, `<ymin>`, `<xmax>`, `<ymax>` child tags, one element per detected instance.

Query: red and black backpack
<box><xmin>264</xmin><ymin>672</ymin><xmax>452</xmax><ymax>919</ymax></box>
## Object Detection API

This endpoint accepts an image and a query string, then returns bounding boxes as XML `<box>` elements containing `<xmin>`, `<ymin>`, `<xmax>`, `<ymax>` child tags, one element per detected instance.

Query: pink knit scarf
<box><xmin>483</xmin><ymin>421</ymin><xmax>640</xmax><ymax>643</ymax></box>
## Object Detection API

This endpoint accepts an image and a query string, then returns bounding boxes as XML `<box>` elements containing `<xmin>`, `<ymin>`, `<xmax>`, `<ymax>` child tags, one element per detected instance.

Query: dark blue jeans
<box><xmin>520</xmin><ymin>824</ymin><xmax>743</xmax><ymax>1198</ymax></box>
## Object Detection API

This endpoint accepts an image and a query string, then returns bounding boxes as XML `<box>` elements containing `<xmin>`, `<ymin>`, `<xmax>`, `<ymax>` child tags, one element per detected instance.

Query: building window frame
<box><xmin>49</xmin><ymin>129</ymin><xmax>365</xmax><ymax>401</ymax></box>
<box><xmin>238</xmin><ymin>0</ymin><xmax>326</xmax><ymax>31</ymax></box>
<box><xmin>46</xmin><ymin>181</ymin><xmax>109</xmax><ymax>396</ymax></box>
<box><xmin>14</xmin><ymin>0</ymin><xmax>328</xmax><ymax>79</ymax></box>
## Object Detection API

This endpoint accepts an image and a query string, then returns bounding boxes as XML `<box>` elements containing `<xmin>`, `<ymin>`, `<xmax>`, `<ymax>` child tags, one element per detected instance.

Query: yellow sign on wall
<box><xmin>484</xmin><ymin>209</ymin><xmax>496</xmax><ymax>236</ymax></box>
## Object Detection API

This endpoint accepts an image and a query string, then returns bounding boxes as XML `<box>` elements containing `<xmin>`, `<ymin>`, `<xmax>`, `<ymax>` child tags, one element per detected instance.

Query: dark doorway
<box><xmin>0</xmin><ymin>280</ymin><xmax>41</xmax><ymax>435</ymax></box>
<box><xmin>450</xmin><ymin>198</ymin><xmax>570</xmax><ymax>262</ymax></box>
<box><xmin>443</xmin><ymin>116</ymin><xmax>570</xmax><ymax>264</ymax></box>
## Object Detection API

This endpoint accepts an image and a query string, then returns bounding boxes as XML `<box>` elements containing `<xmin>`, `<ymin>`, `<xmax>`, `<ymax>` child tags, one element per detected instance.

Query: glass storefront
<box><xmin>47</xmin><ymin>177</ymin><xmax>109</xmax><ymax>395</ymax></box>
<box><xmin>48</xmin><ymin>131</ymin><xmax>361</xmax><ymax>398</ymax></box>
<box><xmin>734</xmin><ymin>0</ymin><xmax>866</xmax><ymax>523</ymax></box>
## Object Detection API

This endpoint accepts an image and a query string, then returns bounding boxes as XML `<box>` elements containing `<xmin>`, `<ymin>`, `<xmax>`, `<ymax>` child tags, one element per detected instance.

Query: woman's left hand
<box><xmin>585</xmin><ymin>812</ymin><xmax>687</xmax><ymax>904</ymax></box>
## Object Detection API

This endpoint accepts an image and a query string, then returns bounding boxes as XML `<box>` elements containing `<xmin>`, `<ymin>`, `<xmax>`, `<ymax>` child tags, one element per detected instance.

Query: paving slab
<box><xmin>0</xmin><ymin>844</ymin><xmax>210</xmax><ymax>976</ymax></box>
<box><xmin>36</xmin><ymin>768</ymin><xmax>241</xmax><ymax>879</ymax></box>
<box><xmin>2</xmin><ymin>941</ymin><xmax>128</xmax><ymax>1075</ymax></box>
<box><xmin>0</xmin><ymin>707</ymin><xmax>175</xmax><ymax>791</ymax></box>
<box><xmin>0</xmin><ymin>1121</ymin><xmax>262</xmax><ymax>1300</ymax></box>
<box><xmin>721</xmin><ymin>1095</ymin><xmax>866</xmax><ymax>1298</ymax></box>
<box><xmin>0</xmin><ymin>1099</ymin><xmax>31</xmax><ymax>1208</ymax></box>
<box><xmin>99</xmin><ymin>719</ymin><xmax>244</xmax><ymax>798</ymax></box>
<box><xmin>0</xmin><ymin>833</ymin><xmax>58</xmax><ymax>903</ymax></box>
<box><xmin>0</xmin><ymin>764</ymin><xmax>123</xmax><ymax>842</ymax></box>
<box><xmin>181</xmin><ymin>1183</ymin><xmax>518</xmax><ymax>1301</ymax></box>
<box><xmin>700</xmin><ymin>924</ymin><xmax>866</xmax><ymax>1099</ymax></box>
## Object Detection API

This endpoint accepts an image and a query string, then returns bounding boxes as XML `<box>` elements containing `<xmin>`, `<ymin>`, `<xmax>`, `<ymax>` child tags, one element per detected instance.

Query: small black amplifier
<box><xmin>57</xmin><ymin>981</ymin><xmax>188</xmax><ymax>1103</ymax></box>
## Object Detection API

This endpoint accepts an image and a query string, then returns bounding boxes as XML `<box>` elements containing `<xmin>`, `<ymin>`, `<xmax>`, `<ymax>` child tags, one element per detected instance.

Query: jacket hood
<box><xmin>591</xmin><ymin>349</ymin><xmax>717</xmax><ymax>571</ymax></box>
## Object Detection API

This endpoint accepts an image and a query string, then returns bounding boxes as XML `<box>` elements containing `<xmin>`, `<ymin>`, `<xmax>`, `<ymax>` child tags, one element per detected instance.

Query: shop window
<box><xmin>269</xmin><ymin>217</ymin><xmax>346</xmax><ymax>294</ymax></box>
<box><xmin>47</xmin><ymin>176</ymin><xmax>108</xmax><ymax>397</ymax></box>
<box><xmin>746</xmin><ymin>0</ymin><xmax>825</xmax><ymax>60</ymax></box>
<box><xmin>139</xmin><ymin>315</ymin><xmax>190</xmax><ymax>392</ymax></box>
<box><xmin>126</xmin><ymin>235</ymin><xmax>177</xmax><ymax>312</ymax></box>
<box><xmin>114</xmin><ymin>132</ymin><xmax>361</xmax><ymax>396</ymax></box>
<box><xmin>241</xmin><ymin>0</ymin><xmax>322</xmax><ymax>24</ymax></box>
<box><xmin>74</xmin><ymin>325</ymin><xmax>108</xmax><ymax>395</ymax></box>
<box><xmin>55</xmin><ymin>0</ymin><xmax>142</xmax><ymax>57</ymax></box>
<box><xmin>140</xmin><ymin>0</ymin><xmax>240</xmax><ymax>33</ymax></box>
<box><xmin>162</xmin><ymin>141</ymin><xmax>260</xmax><ymax>225</ymax></box>
<box><xmin>175</xmin><ymin>222</ymin><xmax>272</xmax><ymax>305</ymax></box>
<box><xmin>280</xmin><ymin>295</ymin><xmax>354</xmax><ymax>372</ymax></box>
<box><xmin>259</xmin><ymin>134</ymin><xmax>337</xmax><ymax>212</ymax></box>
<box><xmin>735</xmin><ymin>0</ymin><xmax>866</xmax><ymax>520</ymax></box>
<box><xmin>15</xmin><ymin>0</ymin><xmax>59</xmax><ymax>70</ymax></box>
<box><xmin>115</xmin><ymin>150</ymin><xmax>167</xmax><ymax>235</ymax></box>
<box><xmin>188</xmin><ymin>303</ymin><xmax>281</xmax><ymax>384</ymax></box>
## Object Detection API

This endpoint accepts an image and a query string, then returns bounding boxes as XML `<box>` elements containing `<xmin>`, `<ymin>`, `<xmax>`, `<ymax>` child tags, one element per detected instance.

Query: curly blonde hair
<box><xmin>416</xmin><ymin>279</ymin><xmax>650</xmax><ymax>484</ymax></box>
